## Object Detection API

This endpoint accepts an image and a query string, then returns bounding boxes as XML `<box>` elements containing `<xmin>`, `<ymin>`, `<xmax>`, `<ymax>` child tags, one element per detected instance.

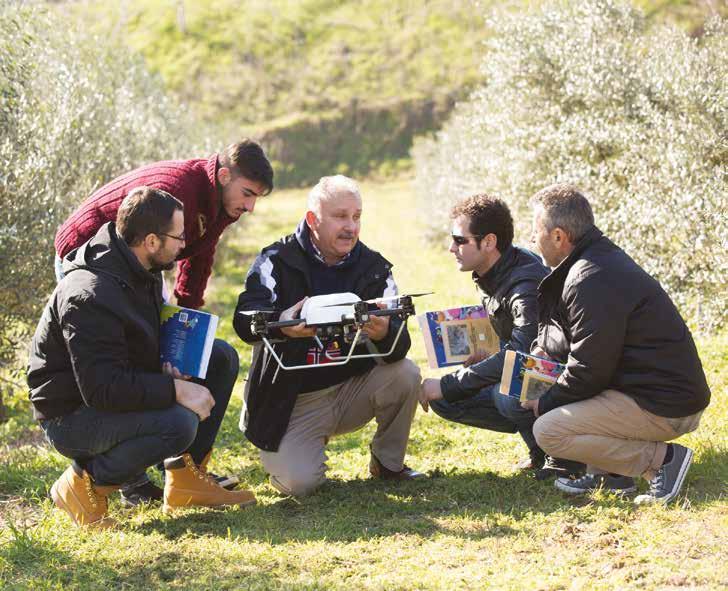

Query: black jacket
<box><xmin>27</xmin><ymin>223</ymin><xmax>175</xmax><ymax>420</ymax></box>
<box><xmin>440</xmin><ymin>245</ymin><xmax>548</xmax><ymax>402</ymax></box>
<box><xmin>537</xmin><ymin>226</ymin><xmax>711</xmax><ymax>418</ymax></box>
<box><xmin>233</xmin><ymin>226</ymin><xmax>411</xmax><ymax>451</ymax></box>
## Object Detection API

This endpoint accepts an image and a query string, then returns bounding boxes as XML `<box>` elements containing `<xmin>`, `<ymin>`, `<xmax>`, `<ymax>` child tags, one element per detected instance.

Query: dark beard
<box><xmin>149</xmin><ymin>258</ymin><xmax>176</xmax><ymax>273</ymax></box>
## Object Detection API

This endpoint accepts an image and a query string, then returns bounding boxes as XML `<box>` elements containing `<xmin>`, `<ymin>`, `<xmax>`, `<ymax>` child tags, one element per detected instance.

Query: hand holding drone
<box><xmin>239</xmin><ymin>291</ymin><xmax>431</xmax><ymax>371</ymax></box>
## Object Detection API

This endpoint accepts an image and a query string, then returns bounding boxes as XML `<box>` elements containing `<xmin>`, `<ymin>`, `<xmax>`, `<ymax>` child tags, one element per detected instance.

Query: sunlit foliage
<box><xmin>0</xmin><ymin>2</ymin><xmax>194</xmax><ymax>367</ymax></box>
<box><xmin>414</xmin><ymin>0</ymin><xmax>727</xmax><ymax>330</ymax></box>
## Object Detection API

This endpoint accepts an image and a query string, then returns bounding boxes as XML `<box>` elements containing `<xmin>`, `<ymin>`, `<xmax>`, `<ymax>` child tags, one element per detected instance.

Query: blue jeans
<box><xmin>40</xmin><ymin>338</ymin><xmax>240</xmax><ymax>487</ymax></box>
<box><xmin>430</xmin><ymin>384</ymin><xmax>539</xmax><ymax>453</ymax></box>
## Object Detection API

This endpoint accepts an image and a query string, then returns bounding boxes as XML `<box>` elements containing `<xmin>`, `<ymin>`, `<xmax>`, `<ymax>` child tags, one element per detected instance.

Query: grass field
<box><xmin>1</xmin><ymin>179</ymin><xmax>726</xmax><ymax>590</ymax></box>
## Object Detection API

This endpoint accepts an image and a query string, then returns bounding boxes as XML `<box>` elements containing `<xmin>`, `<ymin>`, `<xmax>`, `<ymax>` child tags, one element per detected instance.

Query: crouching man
<box><xmin>28</xmin><ymin>187</ymin><xmax>255</xmax><ymax>529</ymax></box>
<box><xmin>524</xmin><ymin>184</ymin><xmax>711</xmax><ymax>503</ymax></box>
<box><xmin>234</xmin><ymin>175</ymin><xmax>423</xmax><ymax>496</ymax></box>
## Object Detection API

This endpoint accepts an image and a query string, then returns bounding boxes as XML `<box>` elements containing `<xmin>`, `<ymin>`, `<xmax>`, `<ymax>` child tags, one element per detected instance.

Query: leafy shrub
<box><xmin>0</xmin><ymin>2</ymin><xmax>195</xmax><ymax>368</ymax></box>
<box><xmin>413</xmin><ymin>0</ymin><xmax>727</xmax><ymax>331</ymax></box>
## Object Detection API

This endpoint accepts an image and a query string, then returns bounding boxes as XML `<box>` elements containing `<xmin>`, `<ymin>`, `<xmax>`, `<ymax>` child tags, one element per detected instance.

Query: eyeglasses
<box><xmin>158</xmin><ymin>232</ymin><xmax>186</xmax><ymax>242</ymax></box>
<box><xmin>451</xmin><ymin>234</ymin><xmax>484</xmax><ymax>246</ymax></box>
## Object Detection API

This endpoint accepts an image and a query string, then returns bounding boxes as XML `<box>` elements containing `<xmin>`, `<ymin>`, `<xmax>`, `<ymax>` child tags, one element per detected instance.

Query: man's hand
<box><xmin>521</xmin><ymin>398</ymin><xmax>540</xmax><ymax>417</ymax></box>
<box><xmin>419</xmin><ymin>378</ymin><xmax>444</xmax><ymax>413</ymax></box>
<box><xmin>280</xmin><ymin>298</ymin><xmax>316</xmax><ymax>339</ymax></box>
<box><xmin>463</xmin><ymin>351</ymin><xmax>489</xmax><ymax>367</ymax></box>
<box><xmin>362</xmin><ymin>305</ymin><xmax>390</xmax><ymax>342</ymax></box>
<box><xmin>530</xmin><ymin>346</ymin><xmax>551</xmax><ymax>360</ymax></box>
<box><xmin>175</xmin><ymin>379</ymin><xmax>215</xmax><ymax>421</ymax></box>
<box><xmin>163</xmin><ymin>361</ymin><xmax>191</xmax><ymax>381</ymax></box>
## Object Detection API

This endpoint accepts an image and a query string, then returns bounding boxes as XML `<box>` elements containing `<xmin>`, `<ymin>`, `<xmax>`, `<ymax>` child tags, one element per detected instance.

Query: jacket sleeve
<box><xmin>60</xmin><ymin>293</ymin><xmax>176</xmax><ymax>412</ymax></box>
<box><xmin>174</xmin><ymin>242</ymin><xmax>217</xmax><ymax>309</ymax></box>
<box><xmin>440</xmin><ymin>281</ymin><xmax>540</xmax><ymax>403</ymax></box>
<box><xmin>538</xmin><ymin>274</ymin><xmax>627</xmax><ymax>414</ymax></box>
<box><xmin>233</xmin><ymin>247</ymin><xmax>286</xmax><ymax>343</ymax></box>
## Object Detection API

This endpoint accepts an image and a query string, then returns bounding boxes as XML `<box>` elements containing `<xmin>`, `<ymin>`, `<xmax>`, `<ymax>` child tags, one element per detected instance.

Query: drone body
<box><xmin>240</xmin><ymin>291</ymin><xmax>431</xmax><ymax>373</ymax></box>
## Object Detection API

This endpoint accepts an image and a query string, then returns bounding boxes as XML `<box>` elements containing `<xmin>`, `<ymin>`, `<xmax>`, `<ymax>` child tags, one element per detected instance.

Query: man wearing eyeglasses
<box><xmin>28</xmin><ymin>188</ymin><xmax>257</xmax><ymax>529</ymax></box>
<box><xmin>419</xmin><ymin>194</ymin><xmax>583</xmax><ymax>479</ymax></box>
<box><xmin>51</xmin><ymin>139</ymin><xmax>274</xmax><ymax>506</ymax></box>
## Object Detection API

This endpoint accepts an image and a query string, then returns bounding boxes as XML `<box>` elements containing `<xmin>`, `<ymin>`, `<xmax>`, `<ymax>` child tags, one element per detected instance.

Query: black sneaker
<box><xmin>555</xmin><ymin>473</ymin><xmax>637</xmax><ymax>495</ymax></box>
<box><xmin>119</xmin><ymin>481</ymin><xmax>164</xmax><ymax>507</ymax></box>
<box><xmin>208</xmin><ymin>471</ymin><xmax>239</xmax><ymax>491</ymax></box>
<box><xmin>535</xmin><ymin>456</ymin><xmax>585</xmax><ymax>481</ymax></box>
<box><xmin>634</xmin><ymin>444</ymin><xmax>693</xmax><ymax>505</ymax></box>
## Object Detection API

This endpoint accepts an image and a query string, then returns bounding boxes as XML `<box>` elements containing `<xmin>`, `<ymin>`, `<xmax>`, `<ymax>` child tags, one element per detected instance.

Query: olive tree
<box><xmin>414</xmin><ymin>0</ymin><xmax>727</xmax><ymax>331</ymax></box>
<box><xmin>0</xmin><ymin>3</ymin><xmax>195</xmax><ymax>370</ymax></box>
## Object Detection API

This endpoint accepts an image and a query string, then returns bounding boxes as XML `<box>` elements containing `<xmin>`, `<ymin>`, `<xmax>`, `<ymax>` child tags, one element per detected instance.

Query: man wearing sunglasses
<box><xmin>419</xmin><ymin>194</ymin><xmax>583</xmax><ymax>479</ymax></box>
<box><xmin>51</xmin><ymin>139</ymin><xmax>274</xmax><ymax>506</ymax></box>
<box><xmin>29</xmin><ymin>188</ymin><xmax>256</xmax><ymax>529</ymax></box>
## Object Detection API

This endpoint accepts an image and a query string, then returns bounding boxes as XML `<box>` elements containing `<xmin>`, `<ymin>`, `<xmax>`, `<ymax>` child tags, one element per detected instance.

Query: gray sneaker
<box><xmin>634</xmin><ymin>444</ymin><xmax>693</xmax><ymax>505</ymax></box>
<box><xmin>555</xmin><ymin>473</ymin><xmax>637</xmax><ymax>495</ymax></box>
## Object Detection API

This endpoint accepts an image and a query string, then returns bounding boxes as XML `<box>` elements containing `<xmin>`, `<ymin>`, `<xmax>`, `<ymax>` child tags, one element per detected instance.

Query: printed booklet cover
<box><xmin>417</xmin><ymin>305</ymin><xmax>500</xmax><ymax>369</ymax></box>
<box><xmin>499</xmin><ymin>350</ymin><xmax>565</xmax><ymax>402</ymax></box>
<box><xmin>160</xmin><ymin>304</ymin><xmax>219</xmax><ymax>379</ymax></box>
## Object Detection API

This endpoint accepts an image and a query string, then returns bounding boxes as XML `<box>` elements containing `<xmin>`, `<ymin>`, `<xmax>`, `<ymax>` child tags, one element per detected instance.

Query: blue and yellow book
<box><xmin>159</xmin><ymin>304</ymin><xmax>219</xmax><ymax>379</ymax></box>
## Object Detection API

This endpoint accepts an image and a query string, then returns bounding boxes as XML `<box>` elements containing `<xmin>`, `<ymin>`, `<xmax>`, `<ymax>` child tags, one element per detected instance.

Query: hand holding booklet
<box><xmin>159</xmin><ymin>304</ymin><xmax>219</xmax><ymax>379</ymax></box>
<box><xmin>499</xmin><ymin>350</ymin><xmax>565</xmax><ymax>402</ymax></box>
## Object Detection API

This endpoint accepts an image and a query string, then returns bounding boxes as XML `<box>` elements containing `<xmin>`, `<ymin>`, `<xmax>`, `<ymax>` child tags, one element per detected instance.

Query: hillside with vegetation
<box><xmin>55</xmin><ymin>0</ymin><xmax>725</xmax><ymax>186</ymax></box>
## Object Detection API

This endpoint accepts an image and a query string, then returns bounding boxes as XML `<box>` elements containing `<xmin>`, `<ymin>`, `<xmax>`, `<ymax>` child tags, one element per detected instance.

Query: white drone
<box><xmin>240</xmin><ymin>292</ymin><xmax>431</xmax><ymax>372</ymax></box>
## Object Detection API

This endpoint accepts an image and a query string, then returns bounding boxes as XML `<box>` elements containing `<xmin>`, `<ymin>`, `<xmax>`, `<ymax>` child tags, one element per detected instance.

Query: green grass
<box><xmin>1</xmin><ymin>178</ymin><xmax>726</xmax><ymax>590</ymax></box>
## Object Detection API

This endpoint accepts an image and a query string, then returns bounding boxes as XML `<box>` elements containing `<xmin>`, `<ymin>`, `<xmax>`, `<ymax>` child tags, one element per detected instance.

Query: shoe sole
<box><xmin>635</xmin><ymin>447</ymin><xmax>694</xmax><ymax>505</ymax></box>
<box><xmin>555</xmin><ymin>478</ymin><xmax>637</xmax><ymax>496</ymax></box>
<box><xmin>162</xmin><ymin>498</ymin><xmax>257</xmax><ymax>515</ymax></box>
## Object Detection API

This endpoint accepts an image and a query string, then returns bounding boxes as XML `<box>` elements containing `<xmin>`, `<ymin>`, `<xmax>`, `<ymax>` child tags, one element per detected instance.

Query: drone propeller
<box><xmin>320</xmin><ymin>292</ymin><xmax>434</xmax><ymax>308</ymax></box>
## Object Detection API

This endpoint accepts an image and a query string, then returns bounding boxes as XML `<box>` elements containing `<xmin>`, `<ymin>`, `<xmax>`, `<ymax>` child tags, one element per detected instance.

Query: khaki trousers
<box><xmin>533</xmin><ymin>389</ymin><xmax>702</xmax><ymax>479</ymax></box>
<box><xmin>259</xmin><ymin>358</ymin><xmax>421</xmax><ymax>496</ymax></box>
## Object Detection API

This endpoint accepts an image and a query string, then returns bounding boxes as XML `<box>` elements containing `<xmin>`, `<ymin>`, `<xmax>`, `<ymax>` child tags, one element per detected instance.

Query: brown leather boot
<box><xmin>163</xmin><ymin>453</ymin><xmax>256</xmax><ymax>514</ymax></box>
<box><xmin>50</xmin><ymin>465</ymin><xmax>119</xmax><ymax>529</ymax></box>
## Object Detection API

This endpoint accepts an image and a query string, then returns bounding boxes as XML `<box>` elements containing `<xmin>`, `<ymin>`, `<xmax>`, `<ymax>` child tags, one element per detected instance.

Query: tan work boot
<box><xmin>50</xmin><ymin>465</ymin><xmax>119</xmax><ymax>529</ymax></box>
<box><xmin>199</xmin><ymin>450</ymin><xmax>240</xmax><ymax>490</ymax></box>
<box><xmin>163</xmin><ymin>453</ymin><xmax>256</xmax><ymax>514</ymax></box>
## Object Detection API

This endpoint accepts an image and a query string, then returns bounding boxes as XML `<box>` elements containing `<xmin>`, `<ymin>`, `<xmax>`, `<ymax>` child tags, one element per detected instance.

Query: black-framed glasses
<box><xmin>158</xmin><ymin>232</ymin><xmax>186</xmax><ymax>242</ymax></box>
<box><xmin>451</xmin><ymin>233</ymin><xmax>484</xmax><ymax>246</ymax></box>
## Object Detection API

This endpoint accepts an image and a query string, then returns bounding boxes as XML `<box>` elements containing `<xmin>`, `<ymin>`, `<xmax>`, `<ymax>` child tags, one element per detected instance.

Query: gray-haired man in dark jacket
<box><xmin>525</xmin><ymin>183</ymin><xmax>711</xmax><ymax>504</ymax></box>
<box><xmin>419</xmin><ymin>194</ymin><xmax>579</xmax><ymax>477</ymax></box>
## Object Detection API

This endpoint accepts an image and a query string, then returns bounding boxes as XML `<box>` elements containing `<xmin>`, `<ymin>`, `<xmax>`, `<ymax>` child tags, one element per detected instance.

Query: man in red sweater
<box><xmin>53</xmin><ymin>139</ymin><xmax>274</xmax><ymax>505</ymax></box>
<box><xmin>55</xmin><ymin>139</ymin><xmax>273</xmax><ymax>308</ymax></box>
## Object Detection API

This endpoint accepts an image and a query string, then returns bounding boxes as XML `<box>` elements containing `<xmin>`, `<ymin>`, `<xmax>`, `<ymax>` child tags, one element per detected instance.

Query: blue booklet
<box><xmin>159</xmin><ymin>304</ymin><xmax>219</xmax><ymax>379</ymax></box>
<box><xmin>499</xmin><ymin>350</ymin><xmax>565</xmax><ymax>402</ymax></box>
<box><xmin>416</xmin><ymin>305</ymin><xmax>500</xmax><ymax>368</ymax></box>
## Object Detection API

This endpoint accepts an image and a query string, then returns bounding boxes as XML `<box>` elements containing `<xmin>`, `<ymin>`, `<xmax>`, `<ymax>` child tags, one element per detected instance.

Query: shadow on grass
<box><xmin>134</xmin><ymin>468</ymin><xmax>565</xmax><ymax>544</ymax></box>
<box><xmin>0</xmin><ymin>522</ymin><xmax>301</xmax><ymax>590</ymax></box>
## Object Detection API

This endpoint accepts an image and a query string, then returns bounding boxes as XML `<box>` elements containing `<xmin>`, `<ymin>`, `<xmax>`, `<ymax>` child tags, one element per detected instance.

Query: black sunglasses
<box><xmin>451</xmin><ymin>233</ymin><xmax>485</xmax><ymax>246</ymax></box>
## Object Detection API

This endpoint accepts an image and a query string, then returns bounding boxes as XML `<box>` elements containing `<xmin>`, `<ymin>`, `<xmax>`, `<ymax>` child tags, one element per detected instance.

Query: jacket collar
<box><xmin>541</xmin><ymin>225</ymin><xmax>603</xmax><ymax>291</ymax></box>
<box><xmin>473</xmin><ymin>244</ymin><xmax>517</xmax><ymax>296</ymax></box>
<box><xmin>64</xmin><ymin>222</ymin><xmax>161</xmax><ymax>290</ymax></box>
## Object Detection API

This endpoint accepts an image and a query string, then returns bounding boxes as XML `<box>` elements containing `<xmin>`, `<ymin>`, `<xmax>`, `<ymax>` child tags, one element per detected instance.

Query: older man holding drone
<box><xmin>233</xmin><ymin>175</ymin><xmax>423</xmax><ymax>496</ymax></box>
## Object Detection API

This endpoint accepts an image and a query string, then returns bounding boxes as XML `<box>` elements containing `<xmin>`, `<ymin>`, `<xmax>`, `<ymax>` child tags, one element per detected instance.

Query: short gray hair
<box><xmin>531</xmin><ymin>183</ymin><xmax>594</xmax><ymax>242</ymax></box>
<box><xmin>307</xmin><ymin>175</ymin><xmax>361</xmax><ymax>218</ymax></box>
